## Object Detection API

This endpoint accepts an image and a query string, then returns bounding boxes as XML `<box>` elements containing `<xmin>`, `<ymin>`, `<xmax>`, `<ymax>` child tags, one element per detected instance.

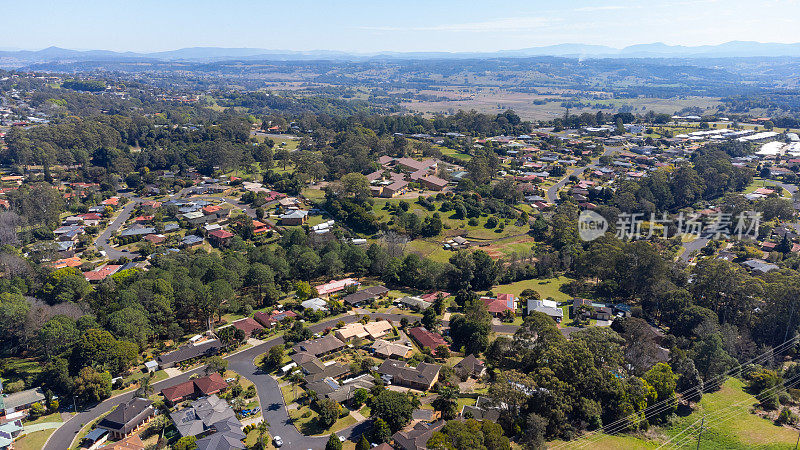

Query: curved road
<box><xmin>44</xmin><ymin>313</ymin><xmax>519</xmax><ymax>450</ymax></box>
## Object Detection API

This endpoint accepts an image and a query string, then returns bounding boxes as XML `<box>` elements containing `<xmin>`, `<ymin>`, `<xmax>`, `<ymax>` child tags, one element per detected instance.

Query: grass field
<box><xmin>14</xmin><ymin>430</ymin><xmax>56</xmax><ymax>450</ymax></box>
<box><xmin>554</xmin><ymin>378</ymin><xmax>800</xmax><ymax>449</ymax></box>
<box><xmin>493</xmin><ymin>276</ymin><xmax>574</xmax><ymax>302</ymax></box>
<box><xmin>0</xmin><ymin>357</ymin><xmax>44</xmax><ymax>384</ymax></box>
<box><xmin>744</xmin><ymin>177</ymin><xmax>792</xmax><ymax>198</ymax></box>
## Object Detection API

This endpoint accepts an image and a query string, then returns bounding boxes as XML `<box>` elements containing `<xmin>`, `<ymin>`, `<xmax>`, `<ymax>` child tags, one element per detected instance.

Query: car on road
<box><xmin>338</xmin><ymin>435</ymin><xmax>346</xmax><ymax>442</ymax></box>
<box><xmin>273</xmin><ymin>436</ymin><xmax>283</xmax><ymax>447</ymax></box>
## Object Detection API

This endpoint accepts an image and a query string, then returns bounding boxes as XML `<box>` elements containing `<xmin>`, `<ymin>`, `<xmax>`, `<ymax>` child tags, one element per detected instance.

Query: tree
<box><xmin>353</xmin><ymin>388</ymin><xmax>369</xmax><ymax>409</ymax></box>
<box><xmin>72</xmin><ymin>328</ymin><xmax>118</xmax><ymax>372</ymax></box>
<box><xmin>317</xmin><ymin>399</ymin><xmax>341</xmax><ymax>429</ymax></box>
<box><xmin>370</xmin><ymin>390</ymin><xmax>416</xmax><ymax>433</ymax></box>
<box><xmin>422</xmin><ymin>307</ymin><xmax>439</xmax><ymax>331</ymax></box>
<box><xmin>432</xmin><ymin>385</ymin><xmax>460</xmax><ymax>420</ymax></box>
<box><xmin>28</xmin><ymin>402</ymin><xmax>45</xmax><ymax>420</ymax></box>
<box><xmin>643</xmin><ymin>363</ymin><xmax>677</xmax><ymax>419</ymax></box>
<box><xmin>265</xmin><ymin>344</ymin><xmax>285</xmax><ymax>370</ymax></box>
<box><xmin>435</xmin><ymin>345</ymin><xmax>451</xmax><ymax>360</ymax></box>
<box><xmin>356</xmin><ymin>434</ymin><xmax>370</xmax><ymax>450</ymax></box>
<box><xmin>371</xmin><ymin>417</ymin><xmax>392</xmax><ymax>443</ymax></box>
<box><xmin>205</xmin><ymin>356</ymin><xmax>228</xmax><ymax>375</ymax></box>
<box><xmin>174</xmin><ymin>436</ymin><xmax>197</xmax><ymax>450</ymax></box>
<box><xmin>73</xmin><ymin>366</ymin><xmax>112</xmax><ymax>403</ymax></box>
<box><xmin>326</xmin><ymin>433</ymin><xmax>343</xmax><ymax>450</ymax></box>
<box><xmin>295</xmin><ymin>281</ymin><xmax>316</xmax><ymax>301</ymax></box>
<box><xmin>38</xmin><ymin>315</ymin><xmax>79</xmax><ymax>358</ymax></box>
<box><xmin>135</xmin><ymin>373</ymin><xmax>155</xmax><ymax>398</ymax></box>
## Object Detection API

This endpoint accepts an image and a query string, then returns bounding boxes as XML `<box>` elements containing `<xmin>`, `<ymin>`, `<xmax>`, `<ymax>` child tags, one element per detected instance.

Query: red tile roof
<box><xmin>209</xmin><ymin>229</ymin><xmax>234</xmax><ymax>239</ymax></box>
<box><xmin>408</xmin><ymin>327</ymin><xmax>447</xmax><ymax>350</ymax></box>
<box><xmin>161</xmin><ymin>379</ymin><xmax>195</xmax><ymax>403</ymax></box>
<box><xmin>194</xmin><ymin>372</ymin><xmax>228</xmax><ymax>395</ymax></box>
<box><xmin>232</xmin><ymin>317</ymin><xmax>263</xmax><ymax>336</ymax></box>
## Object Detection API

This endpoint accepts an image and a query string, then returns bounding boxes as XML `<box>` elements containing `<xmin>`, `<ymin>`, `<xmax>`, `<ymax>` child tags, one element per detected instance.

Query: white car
<box><xmin>338</xmin><ymin>435</ymin><xmax>346</xmax><ymax>442</ymax></box>
<box><xmin>273</xmin><ymin>436</ymin><xmax>283</xmax><ymax>447</ymax></box>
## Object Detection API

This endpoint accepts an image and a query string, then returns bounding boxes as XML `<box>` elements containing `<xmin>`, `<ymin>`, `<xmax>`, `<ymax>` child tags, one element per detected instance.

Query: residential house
<box><xmin>392</xmin><ymin>420</ymin><xmax>446</xmax><ymax>450</ymax></box>
<box><xmin>0</xmin><ymin>419</ymin><xmax>22</xmax><ymax>449</ymax></box>
<box><xmin>743</xmin><ymin>258</ymin><xmax>779</xmax><ymax>273</ymax></box>
<box><xmin>181</xmin><ymin>235</ymin><xmax>204</xmax><ymax>247</ymax></box>
<box><xmin>481</xmin><ymin>293</ymin><xmax>516</xmax><ymax>317</ymax></box>
<box><xmin>161</xmin><ymin>373</ymin><xmax>229</xmax><ymax>405</ymax></box>
<box><xmin>292</xmin><ymin>335</ymin><xmax>346</xmax><ymax>357</ymax></box>
<box><xmin>341</xmin><ymin>286</ymin><xmax>389</xmax><ymax>307</ymax></box>
<box><xmin>143</xmin><ymin>234</ymin><xmax>166</xmax><ymax>245</ymax></box>
<box><xmin>300</xmin><ymin>297</ymin><xmax>328</xmax><ymax>312</ymax></box>
<box><xmin>528</xmin><ymin>299</ymin><xmax>564</xmax><ymax>323</ymax></box>
<box><xmin>572</xmin><ymin>298</ymin><xmax>613</xmax><ymax>321</ymax></box>
<box><xmin>315</xmin><ymin>278</ymin><xmax>359</xmax><ymax>297</ymax></box>
<box><xmin>0</xmin><ymin>387</ymin><xmax>46</xmax><ymax>420</ymax></box>
<box><xmin>279</xmin><ymin>210</ymin><xmax>308</xmax><ymax>226</ymax></box>
<box><xmin>97</xmin><ymin>398</ymin><xmax>155</xmax><ymax>440</ymax></box>
<box><xmin>84</xmin><ymin>265</ymin><xmax>121</xmax><ymax>283</ymax></box>
<box><xmin>378</xmin><ymin>360</ymin><xmax>441</xmax><ymax>391</ymax></box>
<box><xmin>397</xmin><ymin>296</ymin><xmax>432</xmax><ymax>311</ymax></box>
<box><xmin>253</xmin><ymin>310</ymin><xmax>299</xmax><ymax>328</ymax></box>
<box><xmin>454</xmin><ymin>354</ymin><xmax>487</xmax><ymax>379</ymax></box>
<box><xmin>396</xmin><ymin>158</ymin><xmax>437</xmax><ymax>174</ymax></box>
<box><xmin>371</xmin><ymin>339</ymin><xmax>414</xmax><ymax>359</ymax></box>
<box><xmin>170</xmin><ymin>395</ymin><xmax>240</xmax><ymax>438</ymax></box>
<box><xmin>363</xmin><ymin>320</ymin><xmax>393</xmax><ymax>339</ymax></box>
<box><xmin>208</xmin><ymin>229</ymin><xmax>234</xmax><ymax>247</ymax></box>
<box><xmin>231</xmin><ymin>318</ymin><xmax>263</xmax><ymax>337</ymax></box>
<box><xmin>308</xmin><ymin>373</ymin><xmax>376</xmax><ymax>404</ymax></box>
<box><xmin>156</xmin><ymin>339</ymin><xmax>222</xmax><ymax>369</ymax></box>
<box><xmin>335</xmin><ymin>323</ymin><xmax>370</xmax><ymax>341</ymax></box>
<box><xmin>97</xmin><ymin>434</ymin><xmax>145</xmax><ymax>450</ymax></box>
<box><xmin>252</xmin><ymin>220</ymin><xmax>270</xmax><ymax>235</ymax></box>
<box><xmin>407</xmin><ymin>327</ymin><xmax>447</xmax><ymax>351</ymax></box>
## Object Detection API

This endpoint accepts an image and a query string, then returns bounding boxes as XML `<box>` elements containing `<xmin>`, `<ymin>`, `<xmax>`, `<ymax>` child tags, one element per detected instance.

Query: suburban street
<box><xmin>93</xmin><ymin>197</ymin><xmax>139</xmax><ymax>260</ymax></box>
<box><xmin>43</xmin><ymin>312</ymin><xmax>521</xmax><ymax>450</ymax></box>
<box><xmin>545</xmin><ymin>147</ymin><xmax>619</xmax><ymax>204</ymax></box>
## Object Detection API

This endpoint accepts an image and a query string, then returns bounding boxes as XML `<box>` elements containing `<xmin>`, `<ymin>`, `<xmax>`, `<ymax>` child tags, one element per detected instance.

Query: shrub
<box><xmin>777</xmin><ymin>407</ymin><xmax>798</xmax><ymax>425</ymax></box>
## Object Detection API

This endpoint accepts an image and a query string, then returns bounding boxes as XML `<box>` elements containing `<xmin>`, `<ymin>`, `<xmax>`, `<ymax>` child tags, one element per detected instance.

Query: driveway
<box><xmin>44</xmin><ymin>313</ymin><xmax>520</xmax><ymax>450</ymax></box>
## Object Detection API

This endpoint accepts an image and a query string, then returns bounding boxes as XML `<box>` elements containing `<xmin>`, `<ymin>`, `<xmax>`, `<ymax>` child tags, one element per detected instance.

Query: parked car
<box><xmin>273</xmin><ymin>436</ymin><xmax>283</xmax><ymax>447</ymax></box>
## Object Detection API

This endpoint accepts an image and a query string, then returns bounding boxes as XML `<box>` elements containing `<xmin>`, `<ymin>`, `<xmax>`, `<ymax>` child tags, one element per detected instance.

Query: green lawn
<box><xmin>554</xmin><ymin>378</ymin><xmax>800</xmax><ymax>449</ymax></box>
<box><xmin>301</xmin><ymin>187</ymin><xmax>326</xmax><ymax>201</ymax></box>
<box><xmin>15</xmin><ymin>429</ymin><xmax>56</xmax><ymax>450</ymax></box>
<box><xmin>493</xmin><ymin>276</ymin><xmax>574</xmax><ymax>303</ymax></box>
<box><xmin>743</xmin><ymin>177</ymin><xmax>791</xmax><ymax>198</ymax></box>
<box><xmin>24</xmin><ymin>413</ymin><xmax>61</xmax><ymax>425</ymax></box>
<box><xmin>0</xmin><ymin>357</ymin><xmax>44</xmax><ymax>384</ymax></box>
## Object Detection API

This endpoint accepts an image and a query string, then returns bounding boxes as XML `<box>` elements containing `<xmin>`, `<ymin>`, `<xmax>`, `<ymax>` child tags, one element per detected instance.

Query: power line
<box><xmin>554</xmin><ymin>333</ymin><xmax>800</xmax><ymax>449</ymax></box>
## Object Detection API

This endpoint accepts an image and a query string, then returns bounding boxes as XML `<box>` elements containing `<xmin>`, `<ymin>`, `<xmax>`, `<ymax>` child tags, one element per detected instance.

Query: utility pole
<box><xmin>696</xmin><ymin>415</ymin><xmax>705</xmax><ymax>450</ymax></box>
<box><xmin>72</xmin><ymin>395</ymin><xmax>78</xmax><ymax>414</ymax></box>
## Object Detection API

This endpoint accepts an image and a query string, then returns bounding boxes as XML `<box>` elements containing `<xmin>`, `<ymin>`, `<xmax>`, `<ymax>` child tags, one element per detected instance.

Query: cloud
<box><xmin>361</xmin><ymin>16</ymin><xmax>553</xmax><ymax>33</ymax></box>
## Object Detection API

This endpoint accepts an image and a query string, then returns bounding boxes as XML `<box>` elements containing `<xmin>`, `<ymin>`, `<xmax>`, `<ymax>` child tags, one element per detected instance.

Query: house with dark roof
<box><xmin>454</xmin><ymin>354</ymin><xmax>486</xmax><ymax>379</ymax></box>
<box><xmin>0</xmin><ymin>387</ymin><xmax>46</xmax><ymax>418</ymax></box>
<box><xmin>377</xmin><ymin>360</ymin><xmax>441</xmax><ymax>391</ymax></box>
<box><xmin>341</xmin><ymin>285</ymin><xmax>389</xmax><ymax>307</ymax></box>
<box><xmin>407</xmin><ymin>327</ymin><xmax>447</xmax><ymax>351</ymax></box>
<box><xmin>170</xmin><ymin>395</ymin><xmax>239</xmax><ymax>438</ymax></box>
<box><xmin>392</xmin><ymin>420</ymin><xmax>445</xmax><ymax>450</ymax></box>
<box><xmin>97</xmin><ymin>398</ymin><xmax>155</xmax><ymax>439</ymax></box>
<box><xmin>157</xmin><ymin>339</ymin><xmax>222</xmax><ymax>369</ymax></box>
<box><xmin>292</xmin><ymin>335</ymin><xmax>346</xmax><ymax>357</ymax></box>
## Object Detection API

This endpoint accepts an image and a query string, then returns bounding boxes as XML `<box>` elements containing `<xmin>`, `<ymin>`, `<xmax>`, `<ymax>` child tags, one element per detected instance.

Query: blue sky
<box><xmin>2</xmin><ymin>0</ymin><xmax>800</xmax><ymax>52</ymax></box>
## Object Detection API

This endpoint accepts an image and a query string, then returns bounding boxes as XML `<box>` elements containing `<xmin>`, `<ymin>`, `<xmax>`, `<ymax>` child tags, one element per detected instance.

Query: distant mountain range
<box><xmin>5</xmin><ymin>41</ymin><xmax>800</xmax><ymax>64</ymax></box>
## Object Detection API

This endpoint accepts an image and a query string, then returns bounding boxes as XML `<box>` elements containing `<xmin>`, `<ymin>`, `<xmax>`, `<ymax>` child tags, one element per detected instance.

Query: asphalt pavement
<box><xmin>43</xmin><ymin>312</ymin><xmax>520</xmax><ymax>450</ymax></box>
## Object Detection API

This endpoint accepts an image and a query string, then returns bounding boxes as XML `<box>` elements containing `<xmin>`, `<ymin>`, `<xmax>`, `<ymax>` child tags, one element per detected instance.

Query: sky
<box><xmin>2</xmin><ymin>0</ymin><xmax>800</xmax><ymax>53</ymax></box>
